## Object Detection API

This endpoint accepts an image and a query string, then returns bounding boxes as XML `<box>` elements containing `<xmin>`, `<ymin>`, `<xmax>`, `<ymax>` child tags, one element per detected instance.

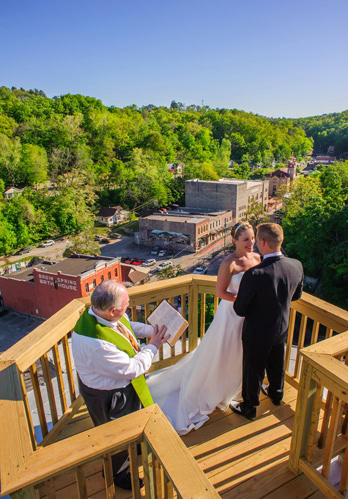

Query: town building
<box><xmin>185</xmin><ymin>178</ymin><xmax>268</xmax><ymax>219</ymax></box>
<box><xmin>95</xmin><ymin>206</ymin><xmax>129</xmax><ymax>226</ymax></box>
<box><xmin>0</xmin><ymin>255</ymin><xmax>121</xmax><ymax>319</ymax></box>
<box><xmin>167</xmin><ymin>163</ymin><xmax>183</xmax><ymax>177</ymax></box>
<box><xmin>4</xmin><ymin>186</ymin><xmax>24</xmax><ymax>199</ymax></box>
<box><xmin>313</xmin><ymin>155</ymin><xmax>336</xmax><ymax>166</ymax></box>
<box><xmin>264</xmin><ymin>170</ymin><xmax>291</xmax><ymax>196</ymax></box>
<box><xmin>136</xmin><ymin>208</ymin><xmax>233</xmax><ymax>253</ymax></box>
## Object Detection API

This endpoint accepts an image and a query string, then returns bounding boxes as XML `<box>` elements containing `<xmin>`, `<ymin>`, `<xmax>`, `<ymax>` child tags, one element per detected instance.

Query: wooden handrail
<box><xmin>1</xmin><ymin>405</ymin><xmax>218</xmax><ymax>498</ymax></box>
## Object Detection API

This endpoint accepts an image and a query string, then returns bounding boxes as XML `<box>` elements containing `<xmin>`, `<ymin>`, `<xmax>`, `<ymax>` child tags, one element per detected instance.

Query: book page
<box><xmin>147</xmin><ymin>300</ymin><xmax>188</xmax><ymax>347</ymax></box>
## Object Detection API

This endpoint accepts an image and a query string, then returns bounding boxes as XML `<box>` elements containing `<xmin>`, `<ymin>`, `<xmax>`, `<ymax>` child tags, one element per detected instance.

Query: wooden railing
<box><xmin>1</xmin><ymin>274</ymin><xmax>348</xmax><ymax>498</ymax></box>
<box><xmin>289</xmin><ymin>332</ymin><xmax>348</xmax><ymax>497</ymax></box>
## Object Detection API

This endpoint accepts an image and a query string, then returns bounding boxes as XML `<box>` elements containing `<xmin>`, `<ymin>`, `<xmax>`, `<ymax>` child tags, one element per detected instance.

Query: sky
<box><xmin>1</xmin><ymin>0</ymin><xmax>348</xmax><ymax>118</ymax></box>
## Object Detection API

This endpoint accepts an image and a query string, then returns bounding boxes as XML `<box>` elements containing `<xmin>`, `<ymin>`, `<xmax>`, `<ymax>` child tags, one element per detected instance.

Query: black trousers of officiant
<box><xmin>241</xmin><ymin>339</ymin><xmax>286</xmax><ymax>408</ymax></box>
<box><xmin>78</xmin><ymin>377</ymin><xmax>141</xmax><ymax>476</ymax></box>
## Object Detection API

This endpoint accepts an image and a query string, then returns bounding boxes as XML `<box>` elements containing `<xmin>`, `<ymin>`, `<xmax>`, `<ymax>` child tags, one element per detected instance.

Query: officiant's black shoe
<box><xmin>114</xmin><ymin>470</ymin><xmax>144</xmax><ymax>490</ymax></box>
<box><xmin>261</xmin><ymin>384</ymin><xmax>281</xmax><ymax>406</ymax></box>
<box><xmin>230</xmin><ymin>401</ymin><xmax>256</xmax><ymax>420</ymax></box>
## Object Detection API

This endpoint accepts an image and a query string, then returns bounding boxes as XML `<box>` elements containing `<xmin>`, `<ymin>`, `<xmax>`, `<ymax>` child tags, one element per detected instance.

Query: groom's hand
<box><xmin>149</xmin><ymin>324</ymin><xmax>170</xmax><ymax>349</ymax></box>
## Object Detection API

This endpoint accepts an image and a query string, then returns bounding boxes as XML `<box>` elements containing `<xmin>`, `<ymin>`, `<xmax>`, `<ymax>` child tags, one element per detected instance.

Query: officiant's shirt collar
<box><xmin>263</xmin><ymin>251</ymin><xmax>282</xmax><ymax>260</ymax></box>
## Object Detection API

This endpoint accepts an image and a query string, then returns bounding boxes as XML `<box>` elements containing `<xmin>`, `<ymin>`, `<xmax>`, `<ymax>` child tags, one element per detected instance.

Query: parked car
<box><xmin>142</xmin><ymin>258</ymin><xmax>156</xmax><ymax>267</ymax></box>
<box><xmin>101</xmin><ymin>238</ymin><xmax>111</xmax><ymax>243</ymax></box>
<box><xmin>94</xmin><ymin>234</ymin><xmax>103</xmax><ymax>241</ymax></box>
<box><xmin>193</xmin><ymin>266</ymin><xmax>207</xmax><ymax>274</ymax></box>
<box><xmin>16</xmin><ymin>246</ymin><xmax>32</xmax><ymax>255</ymax></box>
<box><xmin>158</xmin><ymin>249</ymin><xmax>167</xmax><ymax>257</ymax></box>
<box><xmin>121</xmin><ymin>256</ymin><xmax>131</xmax><ymax>263</ymax></box>
<box><xmin>40</xmin><ymin>240</ymin><xmax>55</xmax><ymax>247</ymax></box>
<box><xmin>166</xmin><ymin>251</ymin><xmax>174</xmax><ymax>258</ymax></box>
<box><xmin>156</xmin><ymin>261</ymin><xmax>173</xmax><ymax>271</ymax></box>
<box><xmin>151</xmin><ymin>246</ymin><xmax>160</xmax><ymax>255</ymax></box>
<box><xmin>130</xmin><ymin>257</ymin><xmax>145</xmax><ymax>266</ymax></box>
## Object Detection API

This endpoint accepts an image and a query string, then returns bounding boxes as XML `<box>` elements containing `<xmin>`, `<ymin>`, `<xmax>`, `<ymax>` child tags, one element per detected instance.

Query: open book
<box><xmin>146</xmin><ymin>300</ymin><xmax>188</xmax><ymax>347</ymax></box>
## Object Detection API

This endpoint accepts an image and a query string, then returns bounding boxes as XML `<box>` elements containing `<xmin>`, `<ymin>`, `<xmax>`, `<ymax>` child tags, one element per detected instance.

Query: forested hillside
<box><xmin>0</xmin><ymin>87</ymin><xmax>347</xmax><ymax>308</ymax></box>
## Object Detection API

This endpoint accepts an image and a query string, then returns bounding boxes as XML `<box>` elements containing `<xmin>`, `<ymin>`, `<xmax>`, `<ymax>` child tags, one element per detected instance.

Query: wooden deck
<box><xmin>38</xmin><ymin>382</ymin><xmax>327</xmax><ymax>498</ymax></box>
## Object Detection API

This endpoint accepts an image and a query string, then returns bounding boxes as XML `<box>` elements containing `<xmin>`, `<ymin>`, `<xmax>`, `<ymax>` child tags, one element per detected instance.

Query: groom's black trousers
<box><xmin>241</xmin><ymin>339</ymin><xmax>286</xmax><ymax>408</ymax></box>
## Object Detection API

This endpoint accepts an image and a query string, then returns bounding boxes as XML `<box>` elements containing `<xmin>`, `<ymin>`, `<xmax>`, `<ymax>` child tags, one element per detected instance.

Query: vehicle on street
<box><xmin>151</xmin><ymin>246</ymin><xmax>160</xmax><ymax>255</ymax></box>
<box><xmin>15</xmin><ymin>246</ymin><xmax>32</xmax><ymax>255</ymax></box>
<box><xmin>193</xmin><ymin>266</ymin><xmax>207</xmax><ymax>274</ymax></box>
<box><xmin>130</xmin><ymin>257</ymin><xmax>145</xmax><ymax>266</ymax></box>
<box><xmin>101</xmin><ymin>238</ymin><xmax>111</xmax><ymax>243</ymax></box>
<box><xmin>156</xmin><ymin>261</ymin><xmax>173</xmax><ymax>271</ymax></box>
<box><xmin>94</xmin><ymin>234</ymin><xmax>103</xmax><ymax>241</ymax></box>
<box><xmin>142</xmin><ymin>258</ymin><xmax>156</xmax><ymax>267</ymax></box>
<box><xmin>121</xmin><ymin>256</ymin><xmax>131</xmax><ymax>263</ymax></box>
<box><xmin>158</xmin><ymin>249</ymin><xmax>167</xmax><ymax>257</ymax></box>
<box><xmin>40</xmin><ymin>240</ymin><xmax>55</xmax><ymax>247</ymax></box>
<box><xmin>166</xmin><ymin>251</ymin><xmax>174</xmax><ymax>258</ymax></box>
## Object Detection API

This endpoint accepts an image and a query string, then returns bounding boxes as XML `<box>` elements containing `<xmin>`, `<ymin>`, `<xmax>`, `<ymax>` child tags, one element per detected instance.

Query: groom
<box><xmin>231</xmin><ymin>223</ymin><xmax>303</xmax><ymax>419</ymax></box>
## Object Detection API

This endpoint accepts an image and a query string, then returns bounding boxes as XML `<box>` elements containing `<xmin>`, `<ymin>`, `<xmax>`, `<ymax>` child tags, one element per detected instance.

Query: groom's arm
<box><xmin>233</xmin><ymin>270</ymin><xmax>257</xmax><ymax>317</ymax></box>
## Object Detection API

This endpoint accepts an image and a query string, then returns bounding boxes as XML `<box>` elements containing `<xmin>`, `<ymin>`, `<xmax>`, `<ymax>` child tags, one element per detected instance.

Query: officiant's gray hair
<box><xmin>231</xmin><ymin>221</ymin><xmax>252</xmax><ymax>239</ymax></box>
<box><xmin>91</xmin><ymin>280</ymin><xmax>127</xmax><ymax>311</ymax></box>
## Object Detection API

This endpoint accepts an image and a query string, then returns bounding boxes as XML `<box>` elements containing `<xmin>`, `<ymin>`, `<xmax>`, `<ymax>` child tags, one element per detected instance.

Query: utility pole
<box><xmin>224</xmin><ymin>220</ymin><xmax>227</xmax><ymax>254</ymax></box>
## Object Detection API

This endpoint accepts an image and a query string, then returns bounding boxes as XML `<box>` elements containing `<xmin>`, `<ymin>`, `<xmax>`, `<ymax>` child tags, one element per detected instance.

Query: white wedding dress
<box><xmin>147</xmin><ymin>272</ymin><xmax>244</xmax><ymax>435</ymax></box>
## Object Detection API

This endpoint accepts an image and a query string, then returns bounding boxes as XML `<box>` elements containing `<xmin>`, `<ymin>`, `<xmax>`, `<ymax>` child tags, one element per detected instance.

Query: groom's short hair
<box><xmin>257</xmin><ymin>223</ymin><xmax>284</xmax><ymax>249</ymax></box>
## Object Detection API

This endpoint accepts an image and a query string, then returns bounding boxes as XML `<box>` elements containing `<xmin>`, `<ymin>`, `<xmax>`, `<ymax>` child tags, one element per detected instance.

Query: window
<box><xmin>85</xmin><ymin>282</ymin><xmax>89</xmax><ymax>293</ymax></box>
<box><xmin>101</xmin><ymin>275</ymin><xmax>104</xmax><ymax>282</ymax></box>
<box><xmin>108</xmin><ymin>271</ymin><xmax>111</xmax><ymax>280</ymax></box>
<box><xmin>114</xmin><ymin>267</ymin><xmax>118</xmax><ymax>277</ymax></box>
<box><xmin>93</xmin><ymin>279</ymin><xmax>97</xmax><ymax>288</ymax></box>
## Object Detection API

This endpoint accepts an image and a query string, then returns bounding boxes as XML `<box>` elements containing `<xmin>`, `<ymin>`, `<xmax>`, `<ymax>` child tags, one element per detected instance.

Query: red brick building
<box><xmin>0</xmin><ymin>255</ymin><xmax>121</xmax><ymax>319</ymax></box>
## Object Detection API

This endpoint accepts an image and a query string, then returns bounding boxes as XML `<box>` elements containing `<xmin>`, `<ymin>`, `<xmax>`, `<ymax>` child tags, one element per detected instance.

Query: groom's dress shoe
<box><xmin>261</xmin><ymin>384</ymin><xmax>281</xmax><ymax>406</ymax></box>
<box><xmin>230</xmin><ymin>401</ymin><xmax>256</xmax><ymax>420</ymax></box>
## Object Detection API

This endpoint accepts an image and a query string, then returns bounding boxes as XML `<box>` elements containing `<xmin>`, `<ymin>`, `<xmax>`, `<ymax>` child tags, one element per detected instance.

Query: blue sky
<box><xmin>1</xmin><ymin>0</ymin><xmax>347</xmax><ymax>118</ymax></box>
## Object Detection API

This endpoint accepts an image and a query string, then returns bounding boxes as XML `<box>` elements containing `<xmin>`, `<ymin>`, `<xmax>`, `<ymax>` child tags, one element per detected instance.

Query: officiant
<box><xmin>72</xmin><ymin>280</ymin><xmax>168</xmax><ymax>490</ymax></box>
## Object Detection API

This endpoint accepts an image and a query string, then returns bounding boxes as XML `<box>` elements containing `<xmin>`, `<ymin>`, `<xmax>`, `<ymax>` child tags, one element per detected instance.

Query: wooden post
<box><xmin>289</xmin><ymin>360</ymin><xmax>317</xmax><ymax>474</ymax></box>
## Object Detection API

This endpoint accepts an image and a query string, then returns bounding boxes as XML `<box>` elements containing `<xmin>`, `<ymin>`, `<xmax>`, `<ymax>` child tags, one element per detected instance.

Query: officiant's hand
<box><xmin>149</xmin><ymin>324</ymin><xmax>169</xmax><ymax>349</ymax></box>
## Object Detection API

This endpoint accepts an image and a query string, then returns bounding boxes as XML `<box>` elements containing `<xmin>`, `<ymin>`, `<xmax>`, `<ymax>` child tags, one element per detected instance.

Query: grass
<box><xmin>0</xmin><ymin>256</ymin><xmax>34</xmax><ymax>268</ymax></box>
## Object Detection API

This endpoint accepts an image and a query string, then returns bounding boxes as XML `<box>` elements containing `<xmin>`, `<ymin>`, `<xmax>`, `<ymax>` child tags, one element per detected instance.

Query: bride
<box><xmin>147</xmin><ymin>222</ymin><xmax>261</xmax><ymax>435</ymax></box>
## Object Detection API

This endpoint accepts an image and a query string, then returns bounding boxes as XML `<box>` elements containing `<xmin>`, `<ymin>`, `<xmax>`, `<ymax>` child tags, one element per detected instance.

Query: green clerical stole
<box><xmin>74</xmin><ymin>309</ymin><xmax>154</xmax><ymax>407</ymax></box>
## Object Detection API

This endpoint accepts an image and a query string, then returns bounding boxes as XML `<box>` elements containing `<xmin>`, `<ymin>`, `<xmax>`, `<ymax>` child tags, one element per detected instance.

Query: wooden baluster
<box><xmin>142</xmin><ymin>440</ymin><xmax>155</xmax><ymax>498</ymax></box>
<box><xmin>310</xmin><ymin>320</ymin><xmax>320</xmax><ymax>345</ymax></box>
<box><xmin>306</xmin><ymin>384</ymin><xmax>323</xmax><ymax>462</ymax></box>
<box><xmin>145</xmin><ymin>303</ymin><xmax>150</xmax><ymax>344</ymax></box>
<box><xmin>325</xmin><ymin>327</ymin><xmax>334</xmax><ymax>339</ymax></box>
<box><xmin>319</xmin><ymin>391</ymin><xmax>333</xmax><ymax>449</ymax></box>
<box><xmin>188</xmin><ymin>284</ymin><xmax>199</xmax><ymax>351</ymax></box>
<box><xmin>213</xmin><ymin>295</ymin><xmax>219</xmax><ymax>315</ymax></box>
<box><xmin>45</xmin><ymin>478</ymin><xmax>57</xmax><ymax>498</ymax></box>
<box><xmin>200</xmin><ymin>293</ymin><xmax>206</xmax><ymax>339</ymax></box>
<box><xmin>52</xmin><ymin>343</ymin><xmax>68</xmax><ymax>414</ymax></box>
<box><xmin>339</xmin><ymin>445</ymin><xmax>348</xmax><ymax>495</ymax></box>
<box><xmin>342</xmin><ymin>353</ymin><xmax>348</xmax><ymax>435</ymax></box>
<box><xmin>169</xmin><ymin>297</ymin><xmax>175</xmax><ymax>357</ymax></box>
<box><xmin>156</xmin><ymin>301</ymin><xmax>164</xmax><ymax>361</ymax></box>
<box><xmin>322</xmin><ymin>396</ymin><xmax>342</xmax><ymax>478</ymax></box>
<box><xmin>153</xmin><ymin>453</ymin><xmax>164</xmax><ymax>498</ymax></box>
<box><xmin>29</xmin><ymin>362</ymin><xmax>48</xmax><ymax>438</ymax></box>
<box><xmin>289</xmin><ymin>361</ymin><xmax>316</xmax><ymax>474</ymax></box>
<box><xmin>75</xmin><ymin>465</ymin><xmax>88</xmax><ymax>499</ymax></box>
<box><xmin>103</xmin><ymin>453</ymin><xmax>116</xmax><ymax>499</ymax></box>
<box><xmin>285</xmin><ymin>308</ymin><xmax>296</xmax><ymax>372</ymax></box>
<box><xmin>128</xmin><ymin>442</ymin><xmax>141</xmax><ymax>499</ymax></box>
<box><xmin>181</xmin><ymin>294</ymin><xmax>187</xmax><ymax>354</ymax></box>
<box><xmin>19</xmin><ymin>372</ymin><xmax>37</xmax><ymax>450</ymax></box>
<box><xmin>163</xmin><ymin>473</ymin><xmax>174</xmax><ymax>499</ymax></box>
<box><xmin>62</xmin><ymin>335</ymin><xmax>76</xmax><ymax>403</ymax></box>
<box><xmin>131</xmin><ymin>305</ymin><xmax>137</xmax><ymax>321</ymax></box>
<box><xmin>293</xmin><ymin>314</ymin><xmax>308</xmax><ymax>380</ymax></box>
<box><xmin>41</xmin><ymin>352</ymin><xmax>58</xmax><ymax>425</ymax></box>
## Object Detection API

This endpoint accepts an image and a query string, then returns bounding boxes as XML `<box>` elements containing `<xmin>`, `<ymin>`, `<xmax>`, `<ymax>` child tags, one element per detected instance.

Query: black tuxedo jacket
<box><xmin>234</xmin><ymin>255</ymin><xmax>303</xmax><ymax>346</ymax></box>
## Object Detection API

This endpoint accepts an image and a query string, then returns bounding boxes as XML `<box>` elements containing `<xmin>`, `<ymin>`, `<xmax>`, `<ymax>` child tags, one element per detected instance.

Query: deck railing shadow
<box><xmin>1</xmin><ymin>274</ymin><xmax>348</xmax><ymax>498</ymax></box>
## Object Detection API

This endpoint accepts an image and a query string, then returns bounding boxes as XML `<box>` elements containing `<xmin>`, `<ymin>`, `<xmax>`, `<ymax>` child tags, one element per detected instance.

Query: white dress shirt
<box><xmin>263</xmin><ymin>251</ymin><xmax>282</xmax><ymax>260</ymax></box>
<box><xmin>72</xmin><ymin>307</ymin><xmax>157</xmax><ymax>390</ymax></box>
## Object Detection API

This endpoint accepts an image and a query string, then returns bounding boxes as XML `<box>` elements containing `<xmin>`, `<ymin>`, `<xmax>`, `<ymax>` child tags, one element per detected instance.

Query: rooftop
<box><xmin>2</xmin><ymin>255</ymin><xmax>119</xmax><ymax>281</ymax></box>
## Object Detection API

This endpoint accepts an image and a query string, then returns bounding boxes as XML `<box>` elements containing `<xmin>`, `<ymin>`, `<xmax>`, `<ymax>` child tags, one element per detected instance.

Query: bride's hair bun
<box><xmin>231</xmin><ymin>221</ymin><xmax>252</xmax><ymax>239</ymax></box>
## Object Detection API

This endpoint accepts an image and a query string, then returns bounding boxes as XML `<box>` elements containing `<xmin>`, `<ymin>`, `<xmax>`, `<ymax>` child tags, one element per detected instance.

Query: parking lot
<box><xmin>0</xmin><ymin>310</ymin><xmax>43</xmax><ymax>353</ymax></box>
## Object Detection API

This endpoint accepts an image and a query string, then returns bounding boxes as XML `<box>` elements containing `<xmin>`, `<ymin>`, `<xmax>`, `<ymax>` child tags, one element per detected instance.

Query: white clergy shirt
<box><xmin>72</xmin><ymin>307</ymin><xmax>157</xmax><ymax>390</ymax></box>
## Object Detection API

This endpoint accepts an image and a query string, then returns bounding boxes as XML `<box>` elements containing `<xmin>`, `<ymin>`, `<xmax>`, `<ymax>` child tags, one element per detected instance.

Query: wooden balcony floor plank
<box><xmin>37</xmin><ymin>381</ymin><xmax>334</xmax><ymax>498</ymax></box>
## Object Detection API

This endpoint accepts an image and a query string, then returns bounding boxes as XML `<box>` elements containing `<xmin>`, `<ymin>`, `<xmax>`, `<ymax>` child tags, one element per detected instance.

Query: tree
<box><xmin>20</xmin><ymin>143</ymin><xmax>48</xmax><ymax>186</ymax></box>
<box><xmin>157</xmin><ymin>265</ymin><xmax>186</xmax><ymax>280</ymax></box>
<box><xmin>63</xmin><ymin>228</ymin><xmax>100</xmax><ymax>256</ymax></box>
<box><xmin>243</xmin><ymin>200</ymin><xmax>270</xmax><ymax>229</ymax></box>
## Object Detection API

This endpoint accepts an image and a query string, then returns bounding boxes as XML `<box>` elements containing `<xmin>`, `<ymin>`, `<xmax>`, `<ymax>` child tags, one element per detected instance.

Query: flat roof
<box><xmin>186</xmin><ymin>178</ymin><xmax>265</xmax><ymax>186</ymax></box>
<box><xmin>144</xmin><ymin>214</ymin><xmax>207</xmax><ymax>224</ymax></box>
<box><xmin>1</xmin><ymin>257</ymin><xmax>119</xmax><ymax>281</ymax></box>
